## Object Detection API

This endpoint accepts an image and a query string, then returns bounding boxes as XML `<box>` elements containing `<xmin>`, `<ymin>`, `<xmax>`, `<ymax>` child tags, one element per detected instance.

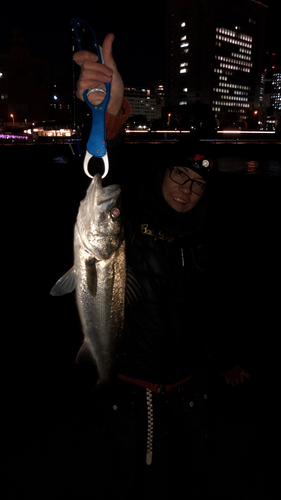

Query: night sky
<box><xmin>1</xmin><ymin>0</ymin><xmax>280</xmax><ymax>88</ymax></box>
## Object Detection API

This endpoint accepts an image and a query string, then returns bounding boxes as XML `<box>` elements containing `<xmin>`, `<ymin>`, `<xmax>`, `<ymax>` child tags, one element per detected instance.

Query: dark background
<box><xmin>1</xmin><ymin>0</ymin><xmax>280</xmax><ymax>496</ymax></box>
<box><xmin>2</xmin><ymin>141</ymin><xmax>280</xmax><ymax>499</ymax></box>
<box><xmin>1</xmin><ymin>0</ymin><xmax>280</xmax><ymax>88</ymax></box>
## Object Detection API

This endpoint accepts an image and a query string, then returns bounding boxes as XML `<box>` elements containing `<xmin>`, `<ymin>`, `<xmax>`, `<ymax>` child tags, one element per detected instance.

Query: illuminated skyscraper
<box><xmin>124</xmin><ymin>86</ymin><xmax>156</xmax><ymax>124</ymax></box>
<box><xmin>271</xmin><ymin>67</ymin><xmax>281</xmax><ymax>112</ymax></box>
<box><xmin>165</xmin><ymin>0</ymin><xmax>268</xmax><ymax>127</ymax></box>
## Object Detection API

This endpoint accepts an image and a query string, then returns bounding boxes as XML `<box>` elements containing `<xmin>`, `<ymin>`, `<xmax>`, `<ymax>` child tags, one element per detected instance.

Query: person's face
<box><xmin>162</xmin><ymin>167</ymin><xmax>205</xmax><ymax>212</ymax></box>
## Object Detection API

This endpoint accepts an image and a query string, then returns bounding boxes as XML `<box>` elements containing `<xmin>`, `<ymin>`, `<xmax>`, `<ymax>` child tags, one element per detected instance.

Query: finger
<box><xmin>73</xmin><ymin>50</ymin><xmax>99</xmax><ymax>66</ymax></box>
<box><xmin>86</xmin><ymin>93</ymin><xmax>105</xmax><ymax>105</ymax></box>
<box><xmin>82</xmin><ymin>61</ymin><xmax>113</xmax><ymax>76</ymax></box>
<box><xmin>79</xmin><ymin>67</ymin><xmax>113</xmax><ymax>84</ymax></box>
<box><xmin>77</xmin><ymin>80</ymin><xmax>106</xmax><ymax>98</ymax></box>
<box><xmin>102</xmin><ymin>33</ymin><xmax>116</xmax><ymax>69</ymax></box>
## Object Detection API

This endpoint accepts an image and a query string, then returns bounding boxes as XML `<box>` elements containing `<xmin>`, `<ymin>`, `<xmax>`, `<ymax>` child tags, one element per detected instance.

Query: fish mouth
<box><xmin>97</xmin><ymin>184</ymin><xmax>121</xmax><ymax>211</ymax></box>
<box><xmin>91</xmin><ymin>174</ymin><xmax>121</xmax><ymax>210</ymax></box>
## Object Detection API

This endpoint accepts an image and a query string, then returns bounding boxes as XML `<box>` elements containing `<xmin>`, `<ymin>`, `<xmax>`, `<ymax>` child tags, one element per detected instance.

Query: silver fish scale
<box><xmin>75</xmin><ymin>237</ymin><xmax>126</xmax><ymax>383</ymax></box>
<box><xmin>51</xmin><ymin>173</ymin><xmax>126</xmax><ymax>386</ymax></box>
<box><xmin>73</xmin><ymin>175</ymin><xmax>126</xmax><ymax>384</ymax></box>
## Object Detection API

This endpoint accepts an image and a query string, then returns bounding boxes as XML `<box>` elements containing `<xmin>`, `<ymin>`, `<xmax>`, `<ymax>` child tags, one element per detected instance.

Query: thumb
<box><xmin>102</xmin><ymin>33</ymin><xmax>116</xmax><ymax>69</ymax></box>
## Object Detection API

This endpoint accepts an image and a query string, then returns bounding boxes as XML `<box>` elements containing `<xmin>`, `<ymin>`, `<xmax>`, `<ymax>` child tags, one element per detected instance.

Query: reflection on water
<box><xmin>52</xmin><ymin>154</ymin><xmax>281</xmax><ymax>176</ymax></box>
<box><xmin>52</xmin><ymin>156</ymin><xmax>69</xmax><ymax>164</ymax></box>
<box><xmin>217</xmin><ymin>156</ymin><xmax>281</xmax><ymax>176</ymax></box>
<box><xmin>246</xmin><ymin>161</ymin><xmax>258</xmax><ymax>174</ymax></box>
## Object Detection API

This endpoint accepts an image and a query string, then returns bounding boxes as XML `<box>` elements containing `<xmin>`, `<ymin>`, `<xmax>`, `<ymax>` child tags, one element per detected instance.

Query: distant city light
<box><xmin>217</xmin><ymin>130</ymin><xmax>275</xmax><ymax>134</ymax></box>
<box><xmin>0</xmin><ymin>134</ymin><xmax>28</xmax><ymax>140</ymax></box>
<box><xmin>53</xmin><ymin>95</ymin><xmax>58</xmax><ymax>100</ymax></box>
<box><xmin>125</xmin><ymin>130</ymin><xmax>190</xmax><ymax>134</ymax></box>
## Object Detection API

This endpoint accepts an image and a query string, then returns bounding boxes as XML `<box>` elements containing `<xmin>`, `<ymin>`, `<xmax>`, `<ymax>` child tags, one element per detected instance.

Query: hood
<box><xmin>139</xmin><ymin>164</ymin><xmax>210</xmax><ymax>242</ymax></box>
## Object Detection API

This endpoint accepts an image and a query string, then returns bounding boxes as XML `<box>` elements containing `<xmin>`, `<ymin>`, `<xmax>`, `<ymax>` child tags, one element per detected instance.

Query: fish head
<box><xmin>77</xmin><ymin>174</ymin><xmax>123</xmax><ymax>259</ymax></box>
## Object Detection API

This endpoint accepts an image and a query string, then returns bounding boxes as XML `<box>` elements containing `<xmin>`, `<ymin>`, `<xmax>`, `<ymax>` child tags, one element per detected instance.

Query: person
<box><xmin>73</xmin><ymin>34</ymin><xmax>250</xmax><ymax>500</ymax></box>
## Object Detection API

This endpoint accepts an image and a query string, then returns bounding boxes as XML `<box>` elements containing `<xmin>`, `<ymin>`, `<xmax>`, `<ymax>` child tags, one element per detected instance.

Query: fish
<box><xmin>50</xmin><ymin>173</ymin><xmax>126</xmax><ymax>386</ymax></box>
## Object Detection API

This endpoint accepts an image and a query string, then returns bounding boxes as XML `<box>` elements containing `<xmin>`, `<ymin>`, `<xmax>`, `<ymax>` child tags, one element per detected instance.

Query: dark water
<box><xmin>3</xmin><ymin>144</ymin><xmax>280</xmax><ymax>500</ymax></box>
<box><xmin>216</xmin><ymin>150</ymin><xmax>281</xmax><ymax>175</ymax></box>
<box><xmin>218</xmin><ymin>155</ymin><xmax>281</xmax><ymax>175</ymax></box>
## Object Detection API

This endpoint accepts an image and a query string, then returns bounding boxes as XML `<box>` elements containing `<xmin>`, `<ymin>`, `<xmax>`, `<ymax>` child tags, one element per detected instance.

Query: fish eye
<box><xmin>111</xmin><ymin>207</ymin><xmax>120</xmax><ymax>218</ymax></box>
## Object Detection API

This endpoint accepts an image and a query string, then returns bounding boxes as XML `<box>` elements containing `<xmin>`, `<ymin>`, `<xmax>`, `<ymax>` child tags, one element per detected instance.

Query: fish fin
<box><xmin>126</xmin><ymin>266</ymin><xmax>143</xmax><ymax>305</ymax></box>
<box><xmin>50</xmin><ymin>267</ymin><xmax>76</xmax><ymax>296</ymax></box>
<box><xmin>75</xmin><ymin>342</ymin><xmax>96</xmax><ymax>365</ymax></box>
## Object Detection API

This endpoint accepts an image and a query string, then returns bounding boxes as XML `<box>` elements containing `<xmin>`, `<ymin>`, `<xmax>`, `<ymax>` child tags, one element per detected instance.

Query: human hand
<box><xmin>221</xmin><ymin>365</ymin><xmax>250</xmax><ymax>387</ymax></box>
<box><xmin>73</xmin><ymin>33</ymin><xmax>124</xmax><ymax>116</ymax></box>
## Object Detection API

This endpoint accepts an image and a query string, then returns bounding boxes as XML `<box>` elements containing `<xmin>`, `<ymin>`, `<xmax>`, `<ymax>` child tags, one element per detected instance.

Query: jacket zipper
<box><xmin>181</xmin><ymin>247</ymin><xmax>184</xmax><ymax>266</ymax></box>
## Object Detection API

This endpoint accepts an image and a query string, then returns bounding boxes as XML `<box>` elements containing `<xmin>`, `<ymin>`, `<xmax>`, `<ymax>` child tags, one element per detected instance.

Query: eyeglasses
<box><xmin>168</xmin><ymin>167</ymin><xmax>208</xmax><ymax>196</ymax></box>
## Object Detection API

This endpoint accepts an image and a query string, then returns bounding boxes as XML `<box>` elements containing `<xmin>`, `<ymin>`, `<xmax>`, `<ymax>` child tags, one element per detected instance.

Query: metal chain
<box><xmin>146</xmin><ymin>388</ymin><xmax>153</xmax><ymax>465</ymax></box>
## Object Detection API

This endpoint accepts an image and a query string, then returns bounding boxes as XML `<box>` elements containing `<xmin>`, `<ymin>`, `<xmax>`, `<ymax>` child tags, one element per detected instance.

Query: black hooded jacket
<box><xmin>115</xmin><ymin>164</ymin><xmax>212</xmax><ymax>385</ymax></box>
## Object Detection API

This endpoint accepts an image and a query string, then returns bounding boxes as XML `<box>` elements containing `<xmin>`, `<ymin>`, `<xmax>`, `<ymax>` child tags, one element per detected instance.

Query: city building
<box><xmin>153</xmin><ymin>83</ymin><xmax>166</xmax><ymax>120</ymax></box>
<box><xmin>259</xmin><ymin>53</ymin><xmax>280</xmax><ymax>130</ymax></box>
<box><xmin>0</xmin><ymin>27</ymin><xmax>50</xmax><ymax>129</ymax></box>
<box><xmin>0</xmin><ymin>27</ymin><xmax>74</xmax><ymax>133</ymax></box>
<box><xmin>165</xmin><ymin>0</ymin><xmax>268</xmax><ymax>129</ymax></box>
<box><xmin>124</xmin><ymin>86</ymin><xmax>156</xmax><ymax>126</ymax></box>
<box><xmin>47</xmin><ymin>78</ymin><xmax>73</xmax><ymax>123</ymax></box>
<box><xmin>271</xmin><ymin>67</ymin><xmax>281</xmax><ymax>113</ymax></box>
<box><xmin>153</xmin><ymin>84</ymin><xmax>165</xmax><ymax>105</ymax></box>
